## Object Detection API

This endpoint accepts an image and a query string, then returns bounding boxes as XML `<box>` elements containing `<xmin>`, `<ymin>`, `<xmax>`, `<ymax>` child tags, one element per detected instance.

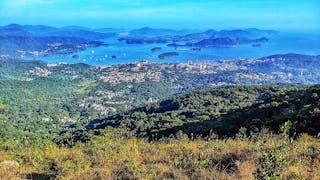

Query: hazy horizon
<box><xmin>0</xmin><ymin>0</ymin><xmax>319</xmax><ymax>31</ymax></box>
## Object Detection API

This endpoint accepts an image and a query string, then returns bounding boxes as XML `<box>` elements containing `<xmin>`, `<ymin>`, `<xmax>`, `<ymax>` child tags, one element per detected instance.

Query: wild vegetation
<box><xmin>0</xmin><ymin>124</ymin><xmax>319</xmax><ymax>179</ymax></box>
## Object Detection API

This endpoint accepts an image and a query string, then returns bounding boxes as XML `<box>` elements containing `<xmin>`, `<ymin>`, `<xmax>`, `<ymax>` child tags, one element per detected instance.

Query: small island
<box><xmin>191</xmin><ymin>47</ymin><xmax>201</xmax><ymax>51</ymax></box>
<box><xmin>72</xmin><ymin>54</ymin><xmax>80</xmax><ymax>59</ymax></box>
<box><xmin>252</xmin><ymin>43</ymin><xmax>262</xmax><ymax>47</ymax></box>
<box><xmin>158</xmin><ymin>52</ymin><xmax>179</xmax><ymax>59</ymax></box>
<box><xmin>151</xmin><ymin>47</ymin><xmax>162</xmax><ymax>52</ymax></box>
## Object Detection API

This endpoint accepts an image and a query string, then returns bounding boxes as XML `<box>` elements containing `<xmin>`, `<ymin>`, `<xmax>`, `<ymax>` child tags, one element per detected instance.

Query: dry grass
<box><xmin>0</xmin><ymin>131</ymin><xmax>319</xmax><ymax>179</ymax></box>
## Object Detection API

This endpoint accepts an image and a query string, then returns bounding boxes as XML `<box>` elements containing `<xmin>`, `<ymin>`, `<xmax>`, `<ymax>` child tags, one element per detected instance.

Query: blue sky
<box><xmin>0</xmin><ymin>0</ymin><xmax>319</xmax><ymax>30</ymax></box>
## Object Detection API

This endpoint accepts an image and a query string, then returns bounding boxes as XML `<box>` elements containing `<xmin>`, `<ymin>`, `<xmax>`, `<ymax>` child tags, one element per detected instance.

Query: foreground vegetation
<box><xmin>0</xmin><ymin>126</ymin><xmax>319</xmax><ymax>179</ymax></box>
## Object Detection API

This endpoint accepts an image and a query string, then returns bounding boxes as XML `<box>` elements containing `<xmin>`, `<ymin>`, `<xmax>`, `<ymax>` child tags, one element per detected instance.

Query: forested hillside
<box><xmin>1</xmin><ymin>53</ymin><xmax>319</xmax><ymax>129</ymax></box>
<box><xmin>87</xmin><ymin>84</ymin><xmax>319</xmax><ymax>138</ymax></box>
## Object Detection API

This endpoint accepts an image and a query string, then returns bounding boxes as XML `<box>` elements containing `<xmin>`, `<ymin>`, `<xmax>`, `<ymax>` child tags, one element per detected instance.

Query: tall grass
<box><xmin>0</xmin><ymin>128</ymin><xmax>319</xmax><ymax>179</ymax></box>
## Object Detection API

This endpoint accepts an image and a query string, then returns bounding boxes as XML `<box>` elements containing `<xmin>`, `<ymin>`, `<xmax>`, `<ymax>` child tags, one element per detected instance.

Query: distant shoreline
<box><xmin>10</xmin><ymin>53</ymin><xmax>316</xmax><ymax>68</ymax></box>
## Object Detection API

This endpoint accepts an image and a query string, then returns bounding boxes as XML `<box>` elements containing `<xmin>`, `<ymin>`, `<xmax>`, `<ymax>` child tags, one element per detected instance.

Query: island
<box><xmin>252</xmin><ymin>43</ymin><xmax>262</xmax><ymax>47</ymax></box>
<box><xmin>151</xmin><ymin>47</ymin><xmax>162</xmax><ymax>52</ymax></box>
<box><xmin>72</xmin><ymin>54</ymin><xmax>80</xmax><ymax>59</ymax></box>
<box><xmin>158</xmin><ymin>52</ymin><xmax>179</xmax><ymax>59</ymax></box>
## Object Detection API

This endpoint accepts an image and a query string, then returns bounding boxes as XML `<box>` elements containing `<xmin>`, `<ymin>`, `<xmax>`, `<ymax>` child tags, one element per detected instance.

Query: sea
<box><xmin>27</xmin><ymin>31</ymin><xmax>320</xmax><ymax>66</ymax></box>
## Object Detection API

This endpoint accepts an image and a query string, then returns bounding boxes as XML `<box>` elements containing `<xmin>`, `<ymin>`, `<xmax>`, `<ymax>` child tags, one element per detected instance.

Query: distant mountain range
<box><xmin>0</xmin><ymin>24</ymin><xmax>114</xmax><ymax>39</ymax></box>
<box><xmin>129</xmin><ymin>27</ymin><xmax>192</xmax><ymax>37</ymax></box>
<box><xmin>0</xmin><ymin>24</ymin><xmax>112</xmax><ymax>56</ymax></box>
<box><xmin>118</xmin><ymin>27</ymin><xmax>277</xmax><ymax>48</ymax></box>
<box><xmin>184</xmin><ymin>37</ymin><xmax>268</xmax><ymax>48</ymax></box>
<box><xmin>126</xmin><ymin>27</ymin><xmax>277</xmax><ymax>39</ymax></box>
<box><xmin>0</xmin><ymin>36</ymin><xmax>106</xmax><ymax>56</ymax></box>
<box><xmin>0</xmin><ymin>24</ymin><xmax>278</xmax><ymax>57</ymax></box>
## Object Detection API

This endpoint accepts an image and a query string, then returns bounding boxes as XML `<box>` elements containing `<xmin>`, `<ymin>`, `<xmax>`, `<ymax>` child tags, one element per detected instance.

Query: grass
<box><xmin>0</xmin><ymin>128</ymin><xmax>319</xmax><ymax>179</ymax></box>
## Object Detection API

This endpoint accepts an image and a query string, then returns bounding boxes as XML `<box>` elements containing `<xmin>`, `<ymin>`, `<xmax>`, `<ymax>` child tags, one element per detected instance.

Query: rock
<box><xmin>0</xmin><ymin>160</ymin><xmax>19</xmax><ymax>178</ymax></box>
<box><xmin>0</xmin><ymin>160</ymin><xmax>19</xmax><ymax>169</ymax></box>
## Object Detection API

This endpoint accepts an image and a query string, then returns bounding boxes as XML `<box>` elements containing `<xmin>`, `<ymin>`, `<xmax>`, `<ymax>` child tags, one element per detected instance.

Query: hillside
<box><xmin>0</xmin><ymin>54</ymin><xmax>319</xmax><ymax>179</ymax></box>
<box><xmin>1</xmin><ymin>53</ymin><xmax>319</xmax><ymax>128</ymax></box>
<box><xmin>1</xmin><ymin>84</ymin><xmax>319</xmax><ymax>179</ymax></box>
<box><xmin>0</xmin><ymin>53</ymin><xmax>319</xmax><ymax>125</ymax></box>
<box><xmin>0</xmin><ymin>24</ymin><xmax>110</xmax><ymax>56</ymax></box>
<box><xmin>87</xmin><ymin>84</ymin><xmax>319</xmax><ymax>139</ymax></box>
<box><xmin>119</xmin><ymin>28</ymin><xmax>276</xmax><ymax>45</ymax></box>
<box><xmin>0</xmin><ymin>24</ymin><xmax>114</xmax><ymax>39</ymax></box>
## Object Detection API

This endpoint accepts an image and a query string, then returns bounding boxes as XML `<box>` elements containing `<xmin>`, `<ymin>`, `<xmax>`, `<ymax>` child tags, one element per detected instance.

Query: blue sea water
<box><xmin>31</xmin><ymin>32</ymin><xmax>320</xmax><ymax>65</ymax></box>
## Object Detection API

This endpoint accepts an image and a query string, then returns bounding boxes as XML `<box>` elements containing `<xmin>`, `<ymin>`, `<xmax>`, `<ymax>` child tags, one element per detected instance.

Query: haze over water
<box><xmin>1</xmin><ymin>0</ymin><xmax>319</xmax><ymax>31</ymax></box>
<box><xmin>35</xmin><ymin>32</ymin><xmax>320</xmax><ymax>66</ymax></box>
<box><xmin>1</xmin><ymin>0</ymin><xmax>319</xmax><ymax>65</ymax></box>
